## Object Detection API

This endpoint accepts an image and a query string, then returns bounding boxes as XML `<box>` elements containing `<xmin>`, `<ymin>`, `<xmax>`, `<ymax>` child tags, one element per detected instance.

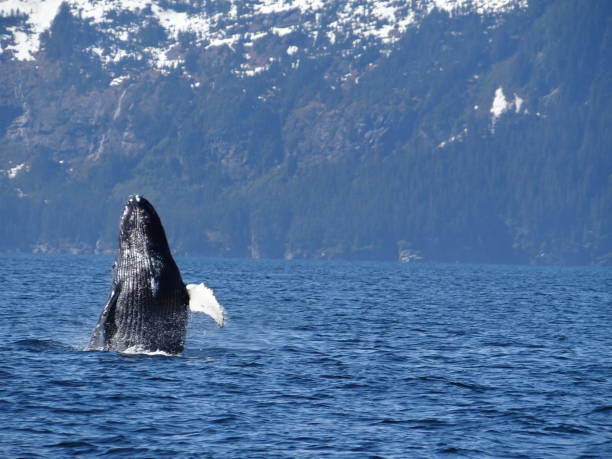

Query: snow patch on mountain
<box><xmin>5</xmin><ymin>162</ymin><xmax>28</xmax><ymax>178</ymax></box>
<box><xmin>438</xmin><ymin>127</ymin><xmax>469</xmax><ymax>149</ymax></box>
<box><xmin>0</xmin><ymin>0</ymin><xmax>527</xmax><ymax>74</ymax></box>
<box><xmin>432</xmin><ymin>0</ymin><xmax>527</xmax><ymax>15</ymax></box>
<box><xmin>0</xmin><ymin>0</ymin><xmax>65</xmax><ymax>60</ymax></box>
<box><xmin>490</xmin><ymin>86</ymin><xmax>526</xmax><ymax>130</ymax></box>
<box><xmin>491</xmin><ymin>86</ymin><xmax>512</xmax><ymax>119</ymax></box>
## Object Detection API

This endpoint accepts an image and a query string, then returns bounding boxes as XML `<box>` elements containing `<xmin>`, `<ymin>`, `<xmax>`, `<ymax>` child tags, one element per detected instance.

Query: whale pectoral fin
<box><xmin>88</xmin><ymin>287</ymin><xmax>120</xmax><ymax>350</ymax></box>
<box><xmin>186</xmin><ymin>283</ymin><xmax>225</xmax><ymax>327</ymax></box>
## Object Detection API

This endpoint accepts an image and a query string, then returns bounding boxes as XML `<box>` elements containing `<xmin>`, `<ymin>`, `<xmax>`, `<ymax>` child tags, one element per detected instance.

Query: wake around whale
<box><xmin>88</xmin><ymin>195</ymin><xmax>225</xmax><ymax>354</ymax></box>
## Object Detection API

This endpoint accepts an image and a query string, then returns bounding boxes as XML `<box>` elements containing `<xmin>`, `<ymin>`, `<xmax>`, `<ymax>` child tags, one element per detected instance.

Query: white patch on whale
<box><xmin>150</xmin><ymin>277</ymin><xmax>159</xmax><ymax>296</ymax></box>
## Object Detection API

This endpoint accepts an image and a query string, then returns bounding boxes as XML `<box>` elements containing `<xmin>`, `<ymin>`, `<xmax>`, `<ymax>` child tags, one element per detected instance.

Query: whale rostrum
<box><xmin>88</xmin><ymin>195</ymin><xmax>225</xmax><ymax>354</ymax></box>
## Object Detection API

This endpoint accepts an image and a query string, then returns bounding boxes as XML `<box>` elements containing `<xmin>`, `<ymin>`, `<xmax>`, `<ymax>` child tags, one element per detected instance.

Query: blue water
<box><xmin>0</xmin><ymin>254</ymin><xmax>611</xmax><ymax>458</ymax></box>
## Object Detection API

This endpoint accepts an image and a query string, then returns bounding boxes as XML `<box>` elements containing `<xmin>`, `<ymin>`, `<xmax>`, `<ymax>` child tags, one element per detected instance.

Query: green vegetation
<box><xmin>0</xmin><ymin>0</ymin><xmax>610</xmax><ymax>264</ymax></box>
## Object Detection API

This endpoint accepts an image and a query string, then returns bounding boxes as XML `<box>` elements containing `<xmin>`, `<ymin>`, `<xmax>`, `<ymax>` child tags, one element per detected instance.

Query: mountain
<box><xmin>0</xmin><ymin>0</ymin><xmax>610</xmax><ymax>265</ymax></box>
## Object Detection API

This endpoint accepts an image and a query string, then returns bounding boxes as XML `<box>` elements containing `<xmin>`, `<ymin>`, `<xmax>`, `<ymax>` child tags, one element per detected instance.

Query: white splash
<box><xmin>122</xmin><ymin>345</ymin><xmax>173</xmax><ymax>356</ymax></box>
<box><xmin>186</xmin><ymin>282</ymin><xmax>226</xmax><ymax>327</ymax></box>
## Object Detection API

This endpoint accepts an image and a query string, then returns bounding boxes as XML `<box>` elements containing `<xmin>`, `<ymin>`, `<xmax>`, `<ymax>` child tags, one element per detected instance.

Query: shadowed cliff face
<box><xmin>90</xmin><ymin>196</ymin><xmax>188</xmax><ymax>354</ymax></box>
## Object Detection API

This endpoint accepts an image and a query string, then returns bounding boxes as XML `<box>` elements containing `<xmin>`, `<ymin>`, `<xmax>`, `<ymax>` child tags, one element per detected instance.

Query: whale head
<box><xmin>119</xmin><ymin>195</ymin><xmax>172</xmax><ymax>258</ymax></box>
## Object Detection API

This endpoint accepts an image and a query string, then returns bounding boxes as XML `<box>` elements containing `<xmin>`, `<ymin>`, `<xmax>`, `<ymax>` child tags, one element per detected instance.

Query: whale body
<box><xmin>89</xmin><ymin>195</ymin><xmax>224</xmax><ymax>354</ymax></box>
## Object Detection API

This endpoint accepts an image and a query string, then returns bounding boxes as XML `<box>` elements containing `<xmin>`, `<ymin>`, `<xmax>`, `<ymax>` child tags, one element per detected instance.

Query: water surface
<box><xmin>1</xmin><ymin>254</ymin><xmax>611</xmax><ymax>457</ymax></box>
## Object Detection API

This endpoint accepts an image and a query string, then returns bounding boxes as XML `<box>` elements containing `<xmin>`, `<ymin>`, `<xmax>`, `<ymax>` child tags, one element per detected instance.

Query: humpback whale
<box><xmin>89</xmin><ymin>195</ymin><xmax>225</xmax><ymax>354</ymax></box>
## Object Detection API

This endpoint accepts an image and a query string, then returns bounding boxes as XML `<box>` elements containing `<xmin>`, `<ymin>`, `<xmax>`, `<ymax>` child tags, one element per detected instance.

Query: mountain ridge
<box><xmin>0</xmin><ymin>0</ymin><xmax>610</xmax><ymax>265</ymax></box>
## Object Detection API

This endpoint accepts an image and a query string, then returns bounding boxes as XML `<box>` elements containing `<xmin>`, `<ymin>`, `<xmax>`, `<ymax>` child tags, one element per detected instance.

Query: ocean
<box><xmin>0</xmin><ymin>254</ymin><xmax>610</xmax><ymax>457</ymax></box>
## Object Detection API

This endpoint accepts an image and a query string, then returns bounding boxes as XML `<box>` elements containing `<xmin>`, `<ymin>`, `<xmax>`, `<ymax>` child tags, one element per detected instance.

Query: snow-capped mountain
<box><xmin>0</xmin><ymin>0</ymin><xmax>610</xmax><ymax>265</ymax></box>
<box><xmin>2</xmin><ymin>0</ymin><xmax>525</xmax><ymax>76</ymax></box>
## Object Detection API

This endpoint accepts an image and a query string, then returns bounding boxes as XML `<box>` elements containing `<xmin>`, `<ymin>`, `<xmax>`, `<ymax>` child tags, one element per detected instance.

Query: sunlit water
<box><xmin>1</xmin><ymin>254</ymin><xmax>611</xmax><ymax>457</ymax></box>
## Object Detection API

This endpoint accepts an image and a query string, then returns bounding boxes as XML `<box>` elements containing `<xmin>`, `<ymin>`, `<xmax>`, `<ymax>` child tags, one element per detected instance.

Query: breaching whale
<box><xmin>88</xmin><ymin>195</ymin><xmax>225</xmax><ymax>354</ymax></box>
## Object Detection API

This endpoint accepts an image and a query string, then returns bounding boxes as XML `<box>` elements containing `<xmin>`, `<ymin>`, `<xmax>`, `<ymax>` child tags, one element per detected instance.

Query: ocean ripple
<box><xmin>0</xmin><ymin>255</ymin><xmax>610</xmax><ymax>457</ymax></box>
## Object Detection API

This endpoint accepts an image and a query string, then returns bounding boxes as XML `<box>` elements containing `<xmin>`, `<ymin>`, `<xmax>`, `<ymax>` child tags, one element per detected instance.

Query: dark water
<box><xmin>0</xmin><ymin>254</ymin><xmax>611</xmax><ymax>458</ymax></box>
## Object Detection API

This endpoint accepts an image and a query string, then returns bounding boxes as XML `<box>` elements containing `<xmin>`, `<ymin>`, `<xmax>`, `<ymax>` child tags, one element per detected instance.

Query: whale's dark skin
<box><xmin>89</xmin><ymin>195</ymin><xmax>189</xmax><ymax>353</ymax></box>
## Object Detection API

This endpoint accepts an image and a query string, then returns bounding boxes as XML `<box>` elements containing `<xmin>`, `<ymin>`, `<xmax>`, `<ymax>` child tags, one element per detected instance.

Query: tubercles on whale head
<box><xmin>119</xmin><ymin>195</ymin><xmax>171</xmax><ymax>256</ymax></box>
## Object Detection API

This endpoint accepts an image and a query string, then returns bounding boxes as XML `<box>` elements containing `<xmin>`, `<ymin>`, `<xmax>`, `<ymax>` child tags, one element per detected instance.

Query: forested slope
<box><xmin>0</xmin><ymin>0</ymin><xmax>610</xmax><ymax>264</ymax></box>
